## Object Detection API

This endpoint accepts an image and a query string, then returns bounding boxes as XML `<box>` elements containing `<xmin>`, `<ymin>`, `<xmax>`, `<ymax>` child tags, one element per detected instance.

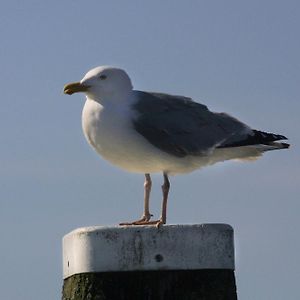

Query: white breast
<box><xmin>81</xmin><ymin>98</ymin><xmax>174</xmax><ymax>173</ymax></box>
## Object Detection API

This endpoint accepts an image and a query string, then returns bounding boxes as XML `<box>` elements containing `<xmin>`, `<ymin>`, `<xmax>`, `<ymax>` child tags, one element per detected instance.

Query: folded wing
<box><xmin>132</xmin><ymin>91</ymin><xmax>255</xmax><ymax>157</ymax></box>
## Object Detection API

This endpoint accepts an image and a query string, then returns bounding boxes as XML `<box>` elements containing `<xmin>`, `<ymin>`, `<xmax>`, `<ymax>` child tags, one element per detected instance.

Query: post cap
<box><xmin>63</xmin><ymin>224</ymin><xmax>234</xmax><ymax>279</ymax></box>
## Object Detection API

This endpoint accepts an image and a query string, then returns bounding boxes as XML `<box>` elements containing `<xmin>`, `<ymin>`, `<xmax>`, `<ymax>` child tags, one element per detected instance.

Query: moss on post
<box><xmin>62</xmin><ymin>269</ymin><xmax>237</xmax><ymax>300</ymax></box>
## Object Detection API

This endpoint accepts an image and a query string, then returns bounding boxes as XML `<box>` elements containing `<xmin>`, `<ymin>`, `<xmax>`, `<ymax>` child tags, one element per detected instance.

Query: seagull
<box><xmin>64</xmin><ymin>66</ymin><xmax>289</xmax><ymax>227</ymax></box>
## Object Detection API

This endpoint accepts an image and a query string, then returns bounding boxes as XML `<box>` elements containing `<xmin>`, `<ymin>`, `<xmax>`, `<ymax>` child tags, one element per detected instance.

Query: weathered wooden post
<box><xmin>62</xmin><ymin>224</ymin><xmax>237</xmax><ymax>300</ymax></box>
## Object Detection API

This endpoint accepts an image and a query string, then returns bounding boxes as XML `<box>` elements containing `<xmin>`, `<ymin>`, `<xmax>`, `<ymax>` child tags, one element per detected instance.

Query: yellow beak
<box><xmin>63</xmin><ymin>82</ymin><xmax>90</xmax><ymax>95</ymax></box>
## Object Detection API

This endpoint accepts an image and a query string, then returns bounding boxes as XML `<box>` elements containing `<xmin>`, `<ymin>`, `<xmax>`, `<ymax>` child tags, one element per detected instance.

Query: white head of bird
<box><xmin>64</xmin><ymin>66</ymin><xmax>133</xmax><ymax>105</ymax></box>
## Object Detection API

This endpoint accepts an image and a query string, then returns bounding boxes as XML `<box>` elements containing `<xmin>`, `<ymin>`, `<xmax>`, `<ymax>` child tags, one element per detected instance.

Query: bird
<box><xmin>64</xmin><ymin>66</ymin><xmax>289</xmax><ymax>227</ymax></box>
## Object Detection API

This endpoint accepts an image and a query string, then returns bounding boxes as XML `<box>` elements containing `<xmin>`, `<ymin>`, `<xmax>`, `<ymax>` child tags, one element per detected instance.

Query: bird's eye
<box><xmin>99</xmin><ymin>75</ymin><xmax>107</xmax><ymax>80</ymax></box>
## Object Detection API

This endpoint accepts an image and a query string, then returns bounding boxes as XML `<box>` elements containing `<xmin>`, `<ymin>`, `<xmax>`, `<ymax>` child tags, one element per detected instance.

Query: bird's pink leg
<box><xmin>150</xmin><ymin>173</ymin><xmax>170</xmax><ymax>227</ymax></box>
<box><xmin>119</xmin><ymin>174</ymin><xmax>153</xmax><ymax>225</ymax></box>
<box><xmin>160</xmin><ymin>173</ymin><xmax>170</xmax><ymax>224</ymax></box>
<box><xmin>143</xmin><ymin>173</ymin><xmax>152</xmax><ymax>220</ymax></box>
<box><xmin>120</xmin><ymin>173</ymin><xmax>170</xmax><ymax>228</ymax></box>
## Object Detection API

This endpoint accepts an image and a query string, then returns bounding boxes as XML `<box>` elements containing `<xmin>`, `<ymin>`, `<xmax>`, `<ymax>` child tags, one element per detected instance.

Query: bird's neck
<box><xmin>86</xmin><ymin>90</ymin><xmax>134</xmax><ymax>108</ymax></box>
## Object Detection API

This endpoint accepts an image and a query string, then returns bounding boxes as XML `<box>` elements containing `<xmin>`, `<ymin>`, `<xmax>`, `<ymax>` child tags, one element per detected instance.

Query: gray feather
<box><xmin>132</xmin><ymin>91</ymin><xmax>251</xmax><ymax>157</ymax></box>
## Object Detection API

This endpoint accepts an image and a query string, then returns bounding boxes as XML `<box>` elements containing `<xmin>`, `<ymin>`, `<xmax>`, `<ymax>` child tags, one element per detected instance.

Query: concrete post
<box><xmin>62</xmin><ymin>224</ymin><xmax>237</xmax><ymax>300</ymax></box>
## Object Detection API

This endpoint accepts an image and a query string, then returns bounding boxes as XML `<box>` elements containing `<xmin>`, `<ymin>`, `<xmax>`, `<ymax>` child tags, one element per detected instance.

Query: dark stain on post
<box><xmin>155</xmin><ymin>254</ymin><xmax>164</xmax><ymax>262</ymax></box>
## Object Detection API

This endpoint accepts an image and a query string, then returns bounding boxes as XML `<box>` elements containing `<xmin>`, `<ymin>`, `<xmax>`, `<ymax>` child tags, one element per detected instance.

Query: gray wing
<box><xmin>131</xmin><ymin>91</ymin><xmax>252</xmax><ymax>157</ymax></box>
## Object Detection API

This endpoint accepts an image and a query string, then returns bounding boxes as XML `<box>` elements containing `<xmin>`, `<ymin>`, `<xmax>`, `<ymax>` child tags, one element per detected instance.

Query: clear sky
<box><xmin>0</xmin><ymin>1</ymin><xmax>299</xmax><ymax>299</ymax></box>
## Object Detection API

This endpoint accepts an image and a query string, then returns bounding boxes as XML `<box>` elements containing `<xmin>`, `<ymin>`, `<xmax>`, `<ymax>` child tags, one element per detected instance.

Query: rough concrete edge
<box><xmin>63</xmin><ymin>223</ymin><xmax>233</xmax><ymax>239</ymax></box>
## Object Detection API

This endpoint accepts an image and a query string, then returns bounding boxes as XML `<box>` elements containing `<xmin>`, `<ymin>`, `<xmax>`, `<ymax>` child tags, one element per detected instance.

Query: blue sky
<box><xmin>0</xmin><ymin>1</ymin><xmax>299</xmax><ymax>299</ymax></box>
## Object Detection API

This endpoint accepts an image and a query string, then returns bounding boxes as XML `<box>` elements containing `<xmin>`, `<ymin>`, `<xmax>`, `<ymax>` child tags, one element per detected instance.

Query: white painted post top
<box><xmin>63</xmin><ymin>224</ymin><xmax>234</xmax><ymax>279</ymax></box>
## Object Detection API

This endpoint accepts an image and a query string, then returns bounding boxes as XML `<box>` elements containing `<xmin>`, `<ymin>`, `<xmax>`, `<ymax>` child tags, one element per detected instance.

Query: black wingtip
<box><xmin>273</xmin><ymin>133</ymin><xmax>288</xmax><ymax>141</ymax></box>
<box><xmin>280</xmin><ymin>142</ymin><xmax>290</xmax><ymax>149</ymax></box>
<box><xmin>219</xmin><ymin>130</ymin><xmax>289</xmax><ymax>149</ymax></box>
<box><xmin>253</xmin><ymin>130</ymin><xmax>288</xmax><ymax>142</ymax></box>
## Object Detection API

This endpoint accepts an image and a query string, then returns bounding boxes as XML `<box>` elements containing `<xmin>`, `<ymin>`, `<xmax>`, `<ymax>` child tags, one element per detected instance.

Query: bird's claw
<box><xmin>119</xmin><ymin>214</ymin><xmax>152</xmax><ymax>226</ymax></box>
<box><xmin>119</xmin><ymin>218</ymin><xmax>165</xmax><ymax>228</ymax></box>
